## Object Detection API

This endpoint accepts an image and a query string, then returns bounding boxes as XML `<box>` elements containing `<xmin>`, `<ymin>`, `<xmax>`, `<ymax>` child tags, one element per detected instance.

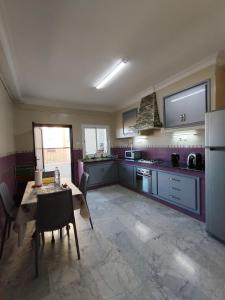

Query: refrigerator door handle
<box><xmin>205</xmin><ymin>147</ymin><xmax>225</xmax><ymax>151</ymax></box>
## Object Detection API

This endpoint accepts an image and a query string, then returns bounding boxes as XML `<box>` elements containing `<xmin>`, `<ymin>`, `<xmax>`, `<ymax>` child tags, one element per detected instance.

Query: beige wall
<box><xmin>215</xmin><ymin>65</ymin><xmax>225</xmax><ymax>110</ymax></box>
<box><xmin>115</xmin><ymin>65</ymin><xmax>216</xmax><ymax>147</ymax></box>
<box><xmin>14</xmin><ymin>103</ymin><xmax>115</xmax><ymax>152</ymax></box>
<box><xmin>0</xmin><ymin>80</ymin><xmax>15</xmax><ymax>156</ymax></box>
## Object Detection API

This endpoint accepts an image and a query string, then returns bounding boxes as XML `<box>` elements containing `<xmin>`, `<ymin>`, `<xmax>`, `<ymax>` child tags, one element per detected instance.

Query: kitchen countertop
<box><xmin>118</xmin><ymin>159</ymin><xmax>205</xmax><ymax>177</ymax></box>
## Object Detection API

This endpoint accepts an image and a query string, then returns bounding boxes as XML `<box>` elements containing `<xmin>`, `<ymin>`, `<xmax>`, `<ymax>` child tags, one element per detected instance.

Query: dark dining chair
<box><xmin>42</xmin><ymin>170</ymin><xmax>56</xmax><ymax>242</ymax></box>
<box><xmin>79</xmin><ymin>172</ymin><xmax>94</xmax><ymax>230</ymax></box>
<box><xmin>35</xmin><ymin>189</ymin><xmax>80</xmax><ymax>277</ymax></box>
<box><xmin>0</xmin><ymin>182</ymin><xmax>18</xmax><ymax>259</ymax></box>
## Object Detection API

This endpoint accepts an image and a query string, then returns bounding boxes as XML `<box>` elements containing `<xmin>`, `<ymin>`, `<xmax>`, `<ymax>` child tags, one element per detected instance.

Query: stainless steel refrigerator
<box><xmin>205</xmin><ymin>109</ymin><xmax>225</xmax><ymax>242</ymax></box>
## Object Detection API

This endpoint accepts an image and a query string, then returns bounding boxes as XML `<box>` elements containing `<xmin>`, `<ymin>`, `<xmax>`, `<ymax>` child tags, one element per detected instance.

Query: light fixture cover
<box><xmin>96</xmin><ymin>60</ymin><xmax>128</xmax><ymax>89</ymax></box>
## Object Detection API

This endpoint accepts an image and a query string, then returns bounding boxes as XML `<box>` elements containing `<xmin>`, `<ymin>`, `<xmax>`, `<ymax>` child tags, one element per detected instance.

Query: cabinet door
<box><xmin>157</xmin><ymin>171</ymin><xmax>199</xmax><ymax>212</ymax></box>
<box><xmin>118</xmin><ymin>164</ymin><xmax>134</xmax><ymax>187</ymax></box>
<box><xmin>169</xmin><ymin>175</ymin><xmax>197</xmax><ymax>210</ymax></box>
<box><xmin>123</xmin><ymin>108</ymin><xmax>137</xmax><ymax>137</ymax></box>
<box><xmin>103</xmin><ymin>162</ymin><xmax>118</xmax><ymax>183</ymax></box>
<box><xmin>164</xmin><ymin>82</ymin><xmax>207</xmax><ymax>128</ymax></box>
<box><xmin>157</xmin><ymin>172</ymin><xmax>170</xmax><ymax>199</ymax></box>
<box><xmin>87</xmin><ymin>162</ymin><xmax>118</xmax><ymax>187</ymax></box>
<box><xmin>152</xmin><ymin>170</ymin><xmax>158</xmax><ymax>195</ymax></box>
<box><xmin>86</xmin><ymin>165</ymin><xmax>105</xmax><ymax>186</ymax></box>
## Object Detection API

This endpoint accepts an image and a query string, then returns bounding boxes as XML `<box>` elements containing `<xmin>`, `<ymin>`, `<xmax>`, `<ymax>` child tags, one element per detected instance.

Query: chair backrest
<box><xmin>42</xmin><ymin>171</ymin><xmax>55</xmax><ymax>178</ymax></box>
<box><xmin>0</xmin><ymin>182</ymin><xmax>15</xmax><ymax>218</ymax></box>
<box><xmin>79</xmin><ymin>172</ymin><xmax>89</xmax><ymax>199</ymax></box>
<box><xmin>36</xmin><ymin>189</ymin><xmax>74</xmax><ymax>232</ymax></box>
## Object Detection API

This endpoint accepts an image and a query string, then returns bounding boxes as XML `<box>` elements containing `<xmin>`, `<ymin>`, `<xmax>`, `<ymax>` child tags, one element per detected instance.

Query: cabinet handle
<box><xmin>179</xmin><ymin>114</ymin><xmax>186</xmax><ymax>122</ymax></box>
<box><xmin>169</xmin><ymin>195</ymin><xmax>181</xmax><ymax>201</ymax></box>
<box><xmin>172</xmin><ymin>187</ymin><xmax>181</xmax><ymax>191</ymax></box>
<box><xmin>172</xmin><ymin>178</ymin><xmax>180</xmax><ymax>182</ymax></box>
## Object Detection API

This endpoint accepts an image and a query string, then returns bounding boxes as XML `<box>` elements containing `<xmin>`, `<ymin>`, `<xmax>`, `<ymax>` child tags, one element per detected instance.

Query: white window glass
<box><xmin>83</xmin><ymin>126</ymin><xmax>109</xmax><ymax>156</ymax></box>
<box><xmin>97</xmin><ymin>128</ymin><xmax>107</xmax><ymax>154</ymax></box>
<box><xmin>84</xmin><ymin>128</ymin><xmax>97</xmax><ymax>155</ymax></box>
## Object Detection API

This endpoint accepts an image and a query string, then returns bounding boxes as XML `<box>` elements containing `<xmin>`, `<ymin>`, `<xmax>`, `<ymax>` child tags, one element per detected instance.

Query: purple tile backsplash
<box><xmin>111</xmin><ymin>146</ymin><xmax>205</xmax><ymax>163</ymax></box>
<box><xmin>16</xmin><ymin>152</ymin><xmax>35</xmax><ymax>166</ymax></box>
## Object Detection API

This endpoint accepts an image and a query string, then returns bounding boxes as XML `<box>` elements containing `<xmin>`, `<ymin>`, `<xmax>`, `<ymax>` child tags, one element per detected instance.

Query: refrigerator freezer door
<box><xmin>206</xmin><ymin>149</ymin><xmax>225</xmax><ymax>241</ymax></box>
<box><xmin>205</xmin><ymin>109</ymin><xmax>225</xmax><ymax>147</ymax></box>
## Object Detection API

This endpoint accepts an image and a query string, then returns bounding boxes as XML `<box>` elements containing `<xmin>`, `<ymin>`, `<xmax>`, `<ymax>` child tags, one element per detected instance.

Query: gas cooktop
<box><xmin>137</xmin><ymin>159</ymin><xmax>162</xmax><ymax>164</ymax></box>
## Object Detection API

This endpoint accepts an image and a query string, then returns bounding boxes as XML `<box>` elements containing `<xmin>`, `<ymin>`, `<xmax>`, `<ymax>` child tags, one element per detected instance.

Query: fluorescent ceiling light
<box><xmin>96</xmin><ymin>60</ymin><xmax>128</xmax><ymax>89</ymax></box>
<box><xmin>170</xmin><ymin>88</ymin><xmax>205</xmax><ymax>103</ymax></box>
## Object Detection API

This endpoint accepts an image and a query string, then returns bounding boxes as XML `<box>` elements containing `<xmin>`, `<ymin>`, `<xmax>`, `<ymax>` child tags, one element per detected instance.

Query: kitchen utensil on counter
<box><xmin>187</xmin><ymin>153</ymin><xmax>203</xmax><ymax>169</ymax></box>
<box><xmin>171</xmin><ymin>153</ymin><xmax>180</xmax><ymax>167</ymax></box>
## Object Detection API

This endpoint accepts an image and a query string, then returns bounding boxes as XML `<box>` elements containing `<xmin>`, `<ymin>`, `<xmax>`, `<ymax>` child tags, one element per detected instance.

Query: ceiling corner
<box><xmin>0</xmin><ymin>0</ymin><xmax>21</xmax><ymax>100</ymax></box>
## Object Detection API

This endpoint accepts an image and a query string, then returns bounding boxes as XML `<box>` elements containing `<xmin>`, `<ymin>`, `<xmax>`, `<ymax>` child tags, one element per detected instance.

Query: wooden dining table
<box><xmin>14</xmin><ymin>178</ymin><xmax>90</xmax><ymax>246</ymax></box>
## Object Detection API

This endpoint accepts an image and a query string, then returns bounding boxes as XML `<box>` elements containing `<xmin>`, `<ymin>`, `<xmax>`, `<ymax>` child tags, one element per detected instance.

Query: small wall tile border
<box><xmin>111</xmin><ymin>145</ymin><xmax>204</xmax><ymax>149</ymax></box>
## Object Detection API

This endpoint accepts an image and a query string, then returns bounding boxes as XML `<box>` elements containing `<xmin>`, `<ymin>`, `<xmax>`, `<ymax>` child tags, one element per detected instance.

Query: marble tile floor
<box><xmin>0</xmin><ymin>185</ymin><xmax>225</xmax><ymax>300</ymax></box>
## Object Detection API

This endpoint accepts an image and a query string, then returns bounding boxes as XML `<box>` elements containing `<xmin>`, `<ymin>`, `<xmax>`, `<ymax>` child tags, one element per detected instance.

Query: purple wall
<box><xmin>0</xmin><ymin>154</ymin><xmax>16</xmax><ymax>234</ymax></box>
<box><xmin>111</xmin><ymin>146</ymin><xmax>205</xmax><ymax>163</ymax></box>
<box><xmin>0</xmin><ymin>154</ymin><xmax>16</xmax><ymax>194</ymax></box>
<box><xmin>16</xmin><ymin>151</ymin><xmax>35</xmax><ymax>166</ymax></box>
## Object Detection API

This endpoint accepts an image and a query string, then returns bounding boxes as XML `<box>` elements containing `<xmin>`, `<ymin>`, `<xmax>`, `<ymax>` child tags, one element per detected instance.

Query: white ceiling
<box><xmin>0</xmin><ymin>0</ymin><xmax>225</xmax><ymax>111</ymax></box>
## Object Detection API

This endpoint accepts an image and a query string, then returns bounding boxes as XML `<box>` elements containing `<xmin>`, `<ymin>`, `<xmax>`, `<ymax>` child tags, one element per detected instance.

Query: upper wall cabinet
<box><xmin>164</xmin><ymin>81</ymin><xmax>210</xmax><ymax>128</ymax></box>
<box><xmin>122</xmin><ymin>108</ymin><xmax>137</xmax><ymax>137</ymax></box>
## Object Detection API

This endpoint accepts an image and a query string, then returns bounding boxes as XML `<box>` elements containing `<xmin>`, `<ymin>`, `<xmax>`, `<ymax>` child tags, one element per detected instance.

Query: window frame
<box><xmin>81</xmin><ymin>124</ymin><xmax>110</xmax><ymax>157</ymax></box>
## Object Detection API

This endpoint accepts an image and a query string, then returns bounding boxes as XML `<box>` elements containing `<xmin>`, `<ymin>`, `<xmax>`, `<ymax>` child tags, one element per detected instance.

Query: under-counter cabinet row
<box><xmin>81</xmin><ymin>161</ymin><xmax>201</xmax><ymax>216</ymax></box>
<box><xmin>84</xmin><ymin>161</ymin><xmax>118</xmax><ymax>188</ymax></box>
<box><xmin>155</xmin><ymin>171</ymin><xmax>200</xmax><ymax>214</ymax></box>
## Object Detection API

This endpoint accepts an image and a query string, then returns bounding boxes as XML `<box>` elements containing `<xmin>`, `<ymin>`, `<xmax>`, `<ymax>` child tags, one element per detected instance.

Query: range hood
<box><xmin>132</xmin><ymin>92</ymin><xmax>162</xmax><ymax>131</ymax></box>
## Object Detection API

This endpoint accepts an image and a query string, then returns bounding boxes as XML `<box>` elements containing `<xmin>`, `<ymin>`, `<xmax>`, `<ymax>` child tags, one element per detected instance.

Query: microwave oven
<box><xmin>125</xmin><ymin>150</ymin><xmax>141</xmax><ymax>160</ymax></box>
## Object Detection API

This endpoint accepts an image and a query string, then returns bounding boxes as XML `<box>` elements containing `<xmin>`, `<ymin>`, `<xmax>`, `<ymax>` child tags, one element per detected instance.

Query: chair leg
<box><xmin>7</xmin><ymin>220</ymin><xmax>12</xmax><ymax>239</ymax></box>
<box><xmin>41</xmin><ymin>232</ymin><xmax>45</xmax><ymax>245</ymax></box>
<box><xmin>89</xmin><ymin>217</ymin><xmax>94</xmax><ymax>230</ymax></box>
<box><xmin>66</xmin><ymin>224</ymin><xmax>70</xmax><ymax>236</ymax></box>
<box><xmin>72</xmin><ymin>221</ymin><xmax>80</xmax><ymax>260</ymax></box>
<box><xmin>60</xmin><ymin>228</ymin><xmax>63</xmax><ymax>239</ymax></box>
<box><xmin>35</xmin><ymin>232</ymin><xmax>39</xmax><ymax>278</ymax></box>
<box><xmin>51</xmin><ymin>231</ymin><xmax>55</xmax><ymax>244</ymax></box>
<box><xmin>84</xmin><ymin>197</ymin><xmax>94</xmax><ymax>230</ymax></box>
<box><xmin>0</xmin><ymin>218</ymin><xmax>8</xmax><ymax>259</ymax></box>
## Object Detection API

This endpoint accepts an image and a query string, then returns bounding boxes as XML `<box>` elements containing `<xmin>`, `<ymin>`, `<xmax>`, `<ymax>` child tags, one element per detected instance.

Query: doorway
<box><xmin>33</xmin><ymin>123</ymin><xmax>73</xmax><ymax>181</ymax></box>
